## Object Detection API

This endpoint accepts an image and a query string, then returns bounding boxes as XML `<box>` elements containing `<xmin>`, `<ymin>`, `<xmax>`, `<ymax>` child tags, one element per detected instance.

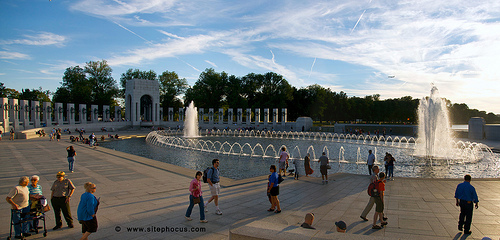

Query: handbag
<box><xmin>326</xmin><ymin>164</ymin><xmax>331</xmax><ymax>169</ymax></box>
<box><xmin>193</xmin><ymin>197</ymin><xmax>201</xmax><ymax>204</ymax></box>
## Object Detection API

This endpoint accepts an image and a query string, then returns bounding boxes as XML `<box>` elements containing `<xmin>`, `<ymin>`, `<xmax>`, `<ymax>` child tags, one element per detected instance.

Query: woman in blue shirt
<box><xmin>267</xmin><ymin>165</ymin><xmax>281</xmax><ymax>213</ymax></box>
<box><xmin>77</xmin><ymin>182</ymin><xmax>99</xmax><ymax>240</ymax></box>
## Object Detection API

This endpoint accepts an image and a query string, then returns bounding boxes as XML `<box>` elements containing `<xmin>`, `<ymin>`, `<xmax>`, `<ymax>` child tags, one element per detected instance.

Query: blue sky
<box><xmin>1</xmin><ymin>0</ymin><xmax>499</xmax><ymax>113</ymax></box>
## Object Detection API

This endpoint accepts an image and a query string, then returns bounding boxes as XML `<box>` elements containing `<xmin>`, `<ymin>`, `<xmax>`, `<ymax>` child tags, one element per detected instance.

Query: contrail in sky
<box><xmin>308</xmin><ymin>57</ymin><xmax>316</xmax><ymax>79</ymax></box>
<box><xmin>112</xmin><ymin>21</ymin><xmax>153</xmax><ymax>44</ymax></box>
<box><xmin>270</xmin><ymin>50</ymin><xmax>276</xmax><ymax>64</ymax></box>
<box><xmin>177</xmin><ymin>57</ymin><xmax>200</xmax><ymax>72</ymax></box>
<box><xmin>350</xmin><ymin>9</ymin><xmax>366</xmax><ymax>34</ymax></box>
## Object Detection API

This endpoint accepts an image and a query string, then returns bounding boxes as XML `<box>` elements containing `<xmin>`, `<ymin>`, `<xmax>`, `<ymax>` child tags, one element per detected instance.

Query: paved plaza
<box><xmin>1</xmin><ymin>132</ymin><xmax>499</xmax><ymax>240</ymax></box>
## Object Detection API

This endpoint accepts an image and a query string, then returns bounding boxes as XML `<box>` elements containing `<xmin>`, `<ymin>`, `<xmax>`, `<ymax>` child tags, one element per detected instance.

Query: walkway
<box><xmin>1</xmin><ymin>132</ymin><xmax>499</xmax><ymax>240</ymax></box>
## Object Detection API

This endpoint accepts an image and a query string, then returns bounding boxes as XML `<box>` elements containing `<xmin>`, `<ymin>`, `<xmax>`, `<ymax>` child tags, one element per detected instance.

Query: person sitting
<box><xmin>300</xmin><ymin>213</ymin><xmax>315</xmax><ymax>229</ymax></box>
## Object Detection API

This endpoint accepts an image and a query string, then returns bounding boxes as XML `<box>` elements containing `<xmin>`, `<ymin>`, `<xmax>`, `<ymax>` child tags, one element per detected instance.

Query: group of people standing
<box><xmin>6</xmin><ymin>171</ymin><xmax>100</xmax><ymax>240</ymax></box>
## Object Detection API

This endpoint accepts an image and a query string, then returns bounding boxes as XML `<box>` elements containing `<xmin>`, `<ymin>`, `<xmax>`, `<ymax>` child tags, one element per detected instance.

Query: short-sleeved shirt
<box><xmin>67</xmin><ymin>149</ymin><xmax>76</xmax><ymax>158</ymax></box>
<box><xmin>319</xmin><ymin>155</ymin><xmax>329</xmax><ymax>166</ymax></box>
<box><xmin>7</xmin><ymin>185</ymin><xmax>30</xmax><ymax>208</ymax></box>
<box><xmin>51</xmin><ymin>178</ymin><xmax>75</xmax><ymax>197</ymax></box>
<box><xmin>377</xmin><ymin>180</ymin><xmax>385</xmax><ymax>194</ymax></box>
<box><xmin>207</xmin><ymin>167</ymin><xmax>220</xmax><ymax>183</ymax></box>
<box><xmin>28</xmin><ymin>184</ymin><xmax>43</xmax><ymax>196</ymax></box>
<box><xmin>279</xmin><ymin>151</ymin><xmax>289</xmax><ymax>163</ymax></box>
<box><xmin>454</xmin><ymin>181</ymin><xmax>479</xmax><ymax>203</ymax></box>
<box><xmin>268</xmin><ymin>172</ymin><xmax>279</xmax><ymax>187</ymax></box>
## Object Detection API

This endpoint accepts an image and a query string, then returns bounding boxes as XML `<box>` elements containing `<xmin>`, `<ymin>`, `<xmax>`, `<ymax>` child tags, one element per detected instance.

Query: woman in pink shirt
<box><xmin>278</xmin><ymin>147</ymin><xmax>289</xmax><ymax>176</ymax></box>
<box><xmin>185</xmin><ymin>171</ymin><xmax>207</xmax><ymax>223</ymax></box>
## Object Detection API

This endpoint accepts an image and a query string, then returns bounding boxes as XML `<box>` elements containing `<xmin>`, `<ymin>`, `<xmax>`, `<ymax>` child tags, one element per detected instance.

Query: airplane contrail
<box><xmin>270</xmin><ymin>50</ymin><xmax>276</xmax><ymax>64</ymax></box>
<box><xmin>351</xmin><ymin>9</ymin><xmax>366</xmax><ymax>34</ymax></box>
<box><xmin>112</xmin><ymin>21</ymin><xmax>153</xmax><ymax>45</ymax></box>
<box><xmin>308</xmin><ymin>57</ymin><xmax>316</xmax><ymax>79</ymax></box>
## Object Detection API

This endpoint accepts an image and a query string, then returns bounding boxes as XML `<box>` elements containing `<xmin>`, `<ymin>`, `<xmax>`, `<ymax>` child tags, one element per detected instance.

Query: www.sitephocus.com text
<box><xmin>115</xmin><ymin>225</ymin><xmax>206</xmax><ymax>233</ymax></box>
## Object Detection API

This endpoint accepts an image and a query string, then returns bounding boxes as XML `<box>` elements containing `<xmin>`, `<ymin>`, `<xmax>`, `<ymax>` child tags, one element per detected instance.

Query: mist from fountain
<box><xmin>416</xmin><ymin>85</ymin><xmax>454</xmax><ymax>158</ymax></box>
<box><xmin>183</xmin><ymin>101</ymin><xmax>199</xmax><ymax>138</ymax></box>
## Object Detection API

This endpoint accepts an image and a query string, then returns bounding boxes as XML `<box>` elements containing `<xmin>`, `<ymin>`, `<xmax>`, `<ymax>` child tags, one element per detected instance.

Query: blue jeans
<box><xmin>388</xmin><ymin>165</ymin><xmax>394</xmax><ymax>178</ymax></box>
<box><xmin>68</xmin><ymin>157</ymin><xmax>75</xmax><ymax>171</ymax></box>
<box><xmin>12</xmin><ymin>207</ymin><xmax>30</xmax><ymax>236</ymax></box>
<box><xmin>185</xmin><ymin>195</ymin><xmax>205</xmax><ymax>220</ymax></box>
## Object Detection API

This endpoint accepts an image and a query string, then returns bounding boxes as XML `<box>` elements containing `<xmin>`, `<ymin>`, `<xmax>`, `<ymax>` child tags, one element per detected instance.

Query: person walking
<box><xmin>185</xmin><ymin>171</ymin><xmax>207</xmax><ymax>223</ymax></box>
<box><xmin>51</xmin><ymin>171</ymin><xmax>75</xmax><ymax>230</ymax></box>
<box><xmin>304</xmin><ymin>153</ymin><xmax>314</xmax><ymax>177</ymax></box>
<box><xmin>205</xmin><ymin>159</ymin><xmax>222</xmax><ymax>215</ymax></box>
<box><xmin>367</xmin><ymin>150</ymin><xmax>375</xmax><ymax>175</ymax></box>
<box><xmin>278</xmin><ymin>147</ymin><xmax>289</xmax><ymax>176</ymax></box>
<box><xmin>360</xmin><ymin>166</ymin><xmax>387</xmax><ymax>222</ymax></box>
<box><xmin>383</xmin><ymin>152</ymin><xmax>390</xmax><ymax>176</ymax></box>
<box><xmin>9</xmin><ymin>128</ymin><xmax>15</xmax><ymax>140</ymax></box>
<box><xmin>66</xmin><ymin>146</ymin><xmax>77</xmax><ymax>172</ymax></box>
<box><xmin>6</xmin><ymin>176</ymin><xmax>31</xmax><ymax>239</ymax></box>
<box><xmin>318</xmin><ymin>152</ymin><xmax>329</xmax><ymax>184</ymax></box>
<box><xmin>267</xmin><ymin>165</ymin><xmax>281</xmax><ymax>213</ymax></box>
<box><xmin>77</xmin><ymin>182</ymin><xmax>99</xmax><ymax>240</ymax></box>
<box><xmin>372</xmin><ymin>172</ymin><xmax>387</xmax><ymax>229</ymax></box>
<box><xmin>455</xmin><ymin>174</ymin><xmax>479</xmax><ymax>235</ymax></box>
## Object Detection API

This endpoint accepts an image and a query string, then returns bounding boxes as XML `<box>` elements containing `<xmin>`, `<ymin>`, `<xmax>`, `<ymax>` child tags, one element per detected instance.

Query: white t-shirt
<box><xmin>279</xmin><ymin>151</ymin><xmax>289</xmax><ymax>162</ymax></box>
<box><xmin>7</xmin><ymin>185</ymin><xmax>30</xmax><ymax>209</ymax></box>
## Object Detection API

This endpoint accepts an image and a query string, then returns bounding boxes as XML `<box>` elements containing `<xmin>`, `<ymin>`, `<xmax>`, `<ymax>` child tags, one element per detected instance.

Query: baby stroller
<box><xmin>8</xmin><ymin>197</ymin><xmax>49</xmax><ymax>239</ymax></box>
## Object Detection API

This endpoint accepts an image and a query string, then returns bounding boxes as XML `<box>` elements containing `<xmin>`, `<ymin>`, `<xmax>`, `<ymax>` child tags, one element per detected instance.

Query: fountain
<box><xmin>183</xmin><ymin>101</ymin><xmax>199</xmax><ymax>138</ymax></box>
<box><xmin>415</xmin><ymin>85</ymin><xmax>454</xmax><ymax>158</ymax></box>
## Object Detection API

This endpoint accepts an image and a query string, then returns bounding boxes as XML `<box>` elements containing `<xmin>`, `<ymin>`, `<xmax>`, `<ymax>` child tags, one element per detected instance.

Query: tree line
<box><xmin>1</xmin><ymin>61</ymin><xmax>499</xmax><ymax>124</ymax></box>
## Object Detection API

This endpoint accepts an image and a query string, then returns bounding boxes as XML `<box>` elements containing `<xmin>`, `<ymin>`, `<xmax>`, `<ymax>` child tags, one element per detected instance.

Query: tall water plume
<box><xmin>183</xmin><ymin>101</ymin><xmax>199</xmax><ymax>137</ymax></box>
<box><xmin>416</xmin><ymin>85</ymin><xmax>453</xmax><ymax>158</ymax></box>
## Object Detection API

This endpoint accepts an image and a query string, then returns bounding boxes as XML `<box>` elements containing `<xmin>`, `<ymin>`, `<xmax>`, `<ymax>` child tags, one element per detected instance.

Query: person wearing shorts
<box><xmin>205</xmin><ymin>159</ymin><xmax>222</xmax><ymax>215</ymax></box>
<box><xmin>278</xmin><ymin>147</ymin><xmax>289</xmax><ymax>176</ymax></box>
<box><xmin>318</xmin><ymin>152</ymin><xmax>329</xmax><ymax>184</ymax></box>
<box><xmin>372</xmin><ymin>172</ymin><xmax>387</xmax><ymax>229</ymax></box>
<box><xmin>77</xmin><ymin>182</ymin><xmax>99</xmax><ymax>240</ymax></box>
<box><xmin>267</xmin><ymin>165</ymin><xmax>281</xmax><ymax>213</ymax></box>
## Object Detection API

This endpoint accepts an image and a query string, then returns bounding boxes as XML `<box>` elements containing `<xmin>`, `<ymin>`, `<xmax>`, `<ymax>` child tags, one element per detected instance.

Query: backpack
<box><xmin>367</xmin><ymin>181</ymin><xmax>380</xmax><ymax>197</ymax></box>
<box><xmin>203</xmin><ymin>167</ymin><xmax>215</xmax><ymax>183</ymax></box>
<box><xmin>278</xmin><ymin>174</ymin><xmax>284</xmax><ymax>184</ymax></box>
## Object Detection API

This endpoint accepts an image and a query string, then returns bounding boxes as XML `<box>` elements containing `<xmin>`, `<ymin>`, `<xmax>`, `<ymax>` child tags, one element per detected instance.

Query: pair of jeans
<box><xmin>388</xmin><ymin>165</ymin><xmax>394</xmax><ymax>178</ymax></box>
<box><xmin>12</xmin><ymin>207</ymin><xmax>30</xmax><ymax>236</ymax></box>
<box><xmin>185</xmin><ymin>195</ymin><xmax>205</xmax><ymax>220</ymax></box>
<box><xmin>68</xmin><ymin>157</ymin><xmax>75</xmax><ymax>171</ymax></box>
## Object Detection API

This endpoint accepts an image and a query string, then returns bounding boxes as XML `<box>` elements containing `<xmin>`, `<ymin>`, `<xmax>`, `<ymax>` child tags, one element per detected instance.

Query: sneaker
<box><xmin>185</xmin><ymin>216</ymin><xmax>192</xmax><ymax>221</ymax></box>
<box><xmin>200</xmin><ymin>220</ymin><xmax>208</xmax><ymax>223</ymax></box>
<box><xmin>360</xmin><ymin>216</ymin><xmax>369</xmax><ymax>221</ymax></box>
<box><xmin>53</xmin><ymin>225</ymin><xmax>62</xmax><ymax>230</ymax></box>
<box><xmin>215</xmin><ymin>209</ymin><xmax>222</xmax><ymax>215</ymax></box>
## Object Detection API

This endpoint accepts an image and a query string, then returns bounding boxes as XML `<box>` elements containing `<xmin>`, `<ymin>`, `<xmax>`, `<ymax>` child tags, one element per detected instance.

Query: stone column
<box><xmin>178</xmin><ymin>108</ymin><xmax>184</xmax><ymax>122</ymax></box>
<box><xmin>281</xmin><ymin>108</ymin><xmax>287</xmax><ymax>126</ymax></box>
<box><xmin>168</xmin><ymin>107</ymin><xmax>174</xmax><ymax>122</ymax></box>
<box><xmin>79</xmin><ymin>104</ymin><xmax>87</xmax><ymax>123</ymax></box>
<box><xmin>198</xmin><ymin>108</ymin><xmax>204</xmax><ymax>124</ymax></box>
<box><xmin>102</xmin><ymin>105</ymin><xmax>110</xmax><ymax>122</ymax></box>
<box><xmin>55</xmin><ymin>102</ymin><xmax>64</xmax><ymax>125</ymax></box>
<box><xmin>228</xmin><ymin>108</ymin><xmax>233</xmax><ymax>124</ymax></box>
<box><xmin>209</xmin><ymin>108</ymin><xmax>214</xmax><ymax>124</ymax></box>
<box><xmin>67</xmin><ymin>103</ymin><xmax>75</xmax><ymax>125</ymax></box>
<box><xmin>43</xmin><ymin>102</ymin><xmax>52</xmax><ymax>127</ymax></box>
<box><xmin>237</xmin><ymin>108</ymin><xmax>242</xmax><ymax>124</ymax></box>
<box><xmin>468</xmin><ymin>117</ymin><xmax>485</xmax><ymax>140</ymax></box>
<box><xmin>273</xmin><ymin>108</ymin><xmax>278</xmax><ymax>124</ymax></box>
<box><xmin>20</xmin><ymin>100</ymin><xmax>30</xmax><ymax>129</ymax></box>
<box><xmin>246</xmin><ymin>108</ymin><xmax>252</xmax><ymax>124</ymax></box>
<box><xmin>0</xmin><ymin>98</ymin><xmax>9</xmax><ymax>133</ymax></box>
<box><xmin>218</xmin><ymin>108</ymin><xmax>224</xmax><ymax>124</ymax></box>
<box><xmin>9</xmin><ymin>99</ymin><xmax>19</xmax><ymax>130</ymax></box>
<box><xmin>91</xmin><ymin>105</ymin><xmax>99</xmax><ymax>123</ymax></box>
<box><xmin>115</xmin><ymin>106</ymin><xmax>121</xmax><ymax>121</ymax></box>
<box><xmin>264</xmin><ymin>108</ymin><xmax>269</xmax><ymax>125</ymax></box>
<box><xmin>255</xmin><ymin>109</ymin><xmax>260</xmax><ymax>124</ymax></box>
<box><xmin>31</xmin><ymin>101</ymin><xmax>40</xmax><ymax>128</ymax></box>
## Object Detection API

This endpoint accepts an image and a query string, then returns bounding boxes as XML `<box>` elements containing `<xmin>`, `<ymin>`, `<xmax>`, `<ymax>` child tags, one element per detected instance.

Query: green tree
<box><xmin>85</xmin><ymin>60</ymin><xmax>118</xmax><ymax>106</ymax></box>
<box><xmin>120</xmin><ymin>69</ymin><xmax>157</xmax><ymax>94</ymax></box>
<box><xmin>0</xmin><ymin>82</ymin><xmax>6</xmax><ymax>98</ymax></box>
<box><xmin>158</xmin><ymin>70</ymin><xmax>188</xmax><ymax>115</ymax></box>
<box><xmin>20</xmin><ymin>88</ymin><xmax>51</xmax><ymax>103</ymax></box>
<box><xmin>185</xmin><ymin>68</ymin><xmax>228</xmax><ymax>109</ymax></box>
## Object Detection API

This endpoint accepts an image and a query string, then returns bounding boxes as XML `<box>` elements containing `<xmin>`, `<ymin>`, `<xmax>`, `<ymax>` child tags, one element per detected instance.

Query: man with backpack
<box><xmin>372</xmin><ymin>172</ymin><xmax>387</xmax><ymax>229</ymax></box>
<box><xmin>360</xmin><ymin>166</ymin><xmax>387</xmax><ymax>222</ymax></box>
<box><xmin>204</xmin><ymin>159</ymin><xmax>222</xmax><ymax>215</ymax></box>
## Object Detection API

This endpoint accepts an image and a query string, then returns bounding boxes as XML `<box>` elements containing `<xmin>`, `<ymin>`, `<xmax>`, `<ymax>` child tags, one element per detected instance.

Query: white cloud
<box><xmin>0</xmin><ymin>51</ymin><xmax>30</xmax><ymax>60</ymax></box>
<box><xmin>0</xmin><ymin>32</ymin><xmax>66</xmax><ymax>47</ymax></box>
<box><xmin>204</xmin><ymin>60</ymin><xmax>217</xmax><ymax>68</ymax></box>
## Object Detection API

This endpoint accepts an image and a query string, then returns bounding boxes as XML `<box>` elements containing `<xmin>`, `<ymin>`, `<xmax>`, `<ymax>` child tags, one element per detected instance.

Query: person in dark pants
<box><xmin>367</xmin><ymin>150</ymin><xmax>375</xmax><ymax>175</ymax></box>
<box><xmin>51</xmin><ymin>171</ymin><xmax>75</xmax><ymax>230</ymax></box>
<box><xmin>454</xmin><ymin>174</ymin><xmax>478</xmax><ymax>235</ymax></box>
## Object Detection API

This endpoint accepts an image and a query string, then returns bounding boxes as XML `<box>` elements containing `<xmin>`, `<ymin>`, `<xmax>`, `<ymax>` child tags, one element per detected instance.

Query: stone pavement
<box><xmin>1</xmin><ymin>132</ymin><xmax>499</xmax><ymax>240</ymax></box>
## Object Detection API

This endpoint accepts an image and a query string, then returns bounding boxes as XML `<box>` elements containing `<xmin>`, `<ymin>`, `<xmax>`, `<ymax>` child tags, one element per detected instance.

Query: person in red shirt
<box><xmin>372</xmin><ymin>172</ymin><xmax>388</xmax><ymax>229</ymax></box>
